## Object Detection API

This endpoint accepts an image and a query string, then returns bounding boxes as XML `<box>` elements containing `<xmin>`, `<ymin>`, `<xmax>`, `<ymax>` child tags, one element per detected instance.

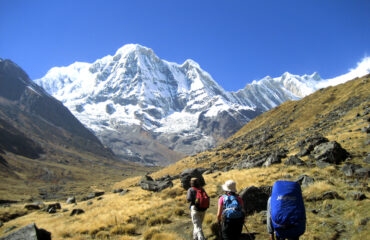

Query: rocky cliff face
<box><xmin>0</xmin><ymin>59</ymin><xmax>113</xmax><ymax>158</ymax></box>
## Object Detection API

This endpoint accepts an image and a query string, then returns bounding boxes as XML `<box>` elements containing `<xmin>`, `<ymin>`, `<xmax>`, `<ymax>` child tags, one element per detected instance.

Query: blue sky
<box><xmin>1</xmin><ymin>0</ymin><xmax>369</xmax><ymax>91</ymax></box>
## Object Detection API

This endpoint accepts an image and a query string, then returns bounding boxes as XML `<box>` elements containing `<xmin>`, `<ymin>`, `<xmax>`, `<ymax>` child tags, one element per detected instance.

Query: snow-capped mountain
<box><xmin>34</xmin><ymin>44</ymin><xmax>370</xmax><ymax>165</ymax></box>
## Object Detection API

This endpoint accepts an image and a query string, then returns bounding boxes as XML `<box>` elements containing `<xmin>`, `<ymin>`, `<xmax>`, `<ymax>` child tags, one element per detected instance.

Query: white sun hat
<box><xmin>222</xmin><ymin>180</ymin><xmax>237</xmax><ymax>192</ymax></box>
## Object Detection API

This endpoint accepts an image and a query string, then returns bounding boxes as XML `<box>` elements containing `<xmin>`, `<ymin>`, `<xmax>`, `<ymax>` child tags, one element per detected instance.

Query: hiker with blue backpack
<box><xmin>267</xmin><ymin>181</ymin><xmax>306</xmax><ymax>240</ymax></box>
<box><xmin>217</xmin><ymin>180</ymin><xmax>245</xmax><ymax>240</ymax></box>
<box><xmin>187</xmin><ymin>177</ymin><xmax>210</xmax><ymax>240</ymax></box>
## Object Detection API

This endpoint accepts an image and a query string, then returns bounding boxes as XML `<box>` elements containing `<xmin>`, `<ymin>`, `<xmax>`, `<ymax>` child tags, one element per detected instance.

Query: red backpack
<box><xmin>193</xmin><ymin>187</ymin><xmax>210</xmax><ymax>211</ymax></box>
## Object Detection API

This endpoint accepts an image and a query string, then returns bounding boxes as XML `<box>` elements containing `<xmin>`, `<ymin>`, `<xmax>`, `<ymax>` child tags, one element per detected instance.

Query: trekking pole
<box><xmin>243</xmin><ymin>223</ymin><xmax>252</xmax><ymax>240</ymax></box>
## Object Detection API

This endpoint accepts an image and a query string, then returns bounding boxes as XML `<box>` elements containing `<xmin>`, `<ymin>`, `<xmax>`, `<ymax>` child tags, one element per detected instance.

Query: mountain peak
<box><xmin>182</xmin><ymin>59</ymin><xmax>201</xmax><ymax>69</ymax></box>
<box><xmin>115</xmin><ymin>44</ymin><xmax>155</xmax><ymax>58</ymax></box>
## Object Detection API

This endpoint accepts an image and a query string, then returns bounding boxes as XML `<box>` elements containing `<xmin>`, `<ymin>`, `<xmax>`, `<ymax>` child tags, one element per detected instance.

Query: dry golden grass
<box><xmin>151</xmin><ymin>232</ymin><xmax>184</xmax><ymax>240</ymax></box>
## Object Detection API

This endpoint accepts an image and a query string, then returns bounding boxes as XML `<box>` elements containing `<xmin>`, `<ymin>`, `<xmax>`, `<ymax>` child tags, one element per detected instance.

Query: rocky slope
<box><xmin>35</xmin><ymin>44</ymin><xmax>370</xmax><ymax>166</ymax></box>
<box><xmin>0</xmin><ymin>59</ymin><xmax>147</xmax><ymax>201</ymax></box>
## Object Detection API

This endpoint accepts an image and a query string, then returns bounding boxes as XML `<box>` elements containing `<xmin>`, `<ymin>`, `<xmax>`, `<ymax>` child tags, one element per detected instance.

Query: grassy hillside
<box><xmin>1</xmin><ymin>75</ymin><xmax>369</xmax><ymax>239</ymax></box>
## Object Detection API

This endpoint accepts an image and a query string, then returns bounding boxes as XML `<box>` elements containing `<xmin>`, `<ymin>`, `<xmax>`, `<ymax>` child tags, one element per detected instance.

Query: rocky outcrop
<box><xmin>312</xmin><ymin>141</ymin><xmax>349</xmax><ymax>164</ymax></box>
<box><xmin>0</xmin><ymin>223</ymin><xmax>51</xmax><ymax>240</ymax></box>
<box><xmin>139</xmin><ymin>175</ymin><xmax>173</xmax><ymax>192</ymax></box>
<box><xmin>296</xmin><ymin>135</ymin><xmax>329</xmax><ymax>157</ymax></box>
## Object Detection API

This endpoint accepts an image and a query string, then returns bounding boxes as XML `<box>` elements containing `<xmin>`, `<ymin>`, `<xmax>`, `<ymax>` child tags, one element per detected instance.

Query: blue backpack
<box><xmin>222</xmin><ymin>194</ymin><xmax>244</xmax><ymax>220</ymax></box>
<box><xmin>271</xmin><ymin>181</ymin><xmax>306</xmax><ymax>238</ymax></box>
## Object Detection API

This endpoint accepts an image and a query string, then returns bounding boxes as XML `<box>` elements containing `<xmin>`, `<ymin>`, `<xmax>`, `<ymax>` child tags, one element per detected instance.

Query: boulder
<box><xmin>346</xmin><ymin>192</ymin><xmax>367</xmax><ymax>201</ymax></box>
<box><xmin>180</xmin><ymin>168</ymin><xmax>205</xmax><ymax>190</ymax></box>
<box><xmin>321</xmin><ymin>191</ymin><xmax>343</xmax><ymax>200</ymax></box>
<box><xmin>70</xmin><ymin>209</ymin><xmax>85</xmax><ymax>216</ymax></box>
<box><xmin>140</xmin><ymin>175</ymin><xmax>173</xmax><ymax>192</ymax></box>
<box><xmin>312</xmin><ymin>141</ymin><xmax>349</xmax><ymax>164</ymax></box>
<box><xmin>297</xmin><ymin>135</ymin><xmax>329</xmax><ymax>157</ymax></box>
<box><xmin>66</xmin><ymin>197</ymin><xmax>76</xmax><ymax>204</ymax></box>
<box><xmin>45</xmin><ymin>203</ymin><xmax>61</xmax><ymax>214</ymax></box>
<box><xmin>113</xmin><ymin>189</ymin><xmax>124</xmax><ymax>193</ymax></box>
<box><xmin>285</xmin><ymin>155</ymin><xmax>305</xmax><ymax>166</ymax></box>
<box><xmin>120</xmin><ymin>190</ymin><xmax>129</xmax><ymax>196</ymax></box>
<box><xmin>0</xmin><ymin>223</ymin><xmax>51</xmax><ymax>240</ymax></box>
<box><xmin>239</xmin><ymin>186</ymin><xmax>272</xmax><ymax>216</ymax></box>
<box><xmin>295</xmin><ymin>175</ymin><xmax>315</xmax><ymax>187</ymax></box>
<box><xmin>233</xmin><ymin>155</ymin><xmax>266</xmax><ymax>170</ymax></box>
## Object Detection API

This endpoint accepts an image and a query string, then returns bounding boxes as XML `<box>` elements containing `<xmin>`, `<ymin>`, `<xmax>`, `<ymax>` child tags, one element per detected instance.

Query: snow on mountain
<box><xmin>34</xmin><ymin>45</ymin><xmax>370</xmax><ymax>165</ymax></box>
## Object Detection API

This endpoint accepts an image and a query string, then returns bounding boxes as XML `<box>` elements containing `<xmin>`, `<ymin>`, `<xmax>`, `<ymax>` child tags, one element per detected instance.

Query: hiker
<box><xmin>267</xmin><ymin>181</ymin><xmax>306</xmax><ymax>240</ymax></box>
<box><xmin>217</xmin><ymin>180</ymin><xmax>245</xmax><ymax>240</ymax></box>
<box><xmin>187</xmin><ymin>177</ymin><xmax>209</xmax><ymax>240</ymax></box>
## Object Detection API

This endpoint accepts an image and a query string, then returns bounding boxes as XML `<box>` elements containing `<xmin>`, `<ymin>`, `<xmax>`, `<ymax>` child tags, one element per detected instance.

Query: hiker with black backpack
<box><xmin>267</xmin><ymin>181</ymin><xmax>306</xmax><ymax>240</ymax></box>
<box><xmin>217</xmin><ymin>180</ymin><xmax>245</xmax><ymax>240</ymax></box>
<box><xmin>187</xmin><ymin>177</ymin><xmax>210</xmax><ymax>240</ymax></box>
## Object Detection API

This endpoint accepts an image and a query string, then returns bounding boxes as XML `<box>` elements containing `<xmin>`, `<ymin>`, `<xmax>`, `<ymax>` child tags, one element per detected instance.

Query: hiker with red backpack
<box><xmin>187</xmin><ymin>177</ymin><xmax>210</xmax><ymax>240</ymax></box>
<box><xmin>267</xmin><ymin>181</ymin><xmax>306</xmax><ymax>240</ymax></box>
<box><xmin>217</xmin><ymin>180</ymin><xmax>245</xmax><ymax>240</ymax></box>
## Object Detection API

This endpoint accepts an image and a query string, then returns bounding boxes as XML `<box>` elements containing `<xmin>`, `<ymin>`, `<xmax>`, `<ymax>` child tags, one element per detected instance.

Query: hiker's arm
<box><xmin>217</xmin><ymin>197</ymin><xmax>223</xmax><ymax>223</ymax></box>
<box><xmin>186</xmin><ymin>188</ymin><xmax>195</xmax><ymax>205</ymax></box>
<box><xmin>266</xmin><ymin>197</ymin><xmax>274</xmax><ymax>238</ymax></box>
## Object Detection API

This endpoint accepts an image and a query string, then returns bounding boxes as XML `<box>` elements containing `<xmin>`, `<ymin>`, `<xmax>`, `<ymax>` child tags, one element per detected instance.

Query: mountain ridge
<box><xmin>34</xmin><ymin>44</ymin><xmax>370</xmax><ymax>165</ymax></box>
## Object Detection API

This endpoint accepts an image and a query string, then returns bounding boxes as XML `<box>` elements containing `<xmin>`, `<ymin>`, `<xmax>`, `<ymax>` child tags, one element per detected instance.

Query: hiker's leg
<box><xmin>191</xmin><ymin>206</ymin><xmax>205</xmax><ymax>240</ymax></box>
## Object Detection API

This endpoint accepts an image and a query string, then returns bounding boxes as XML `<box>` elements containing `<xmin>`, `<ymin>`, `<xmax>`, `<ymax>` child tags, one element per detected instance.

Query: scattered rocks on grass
<box><xmin>297</xmin><ymin>135</ymin><xmax>329</xmax><ymax>157</ymax></box>
<box><xmin>45</xmin><ymin>203</ymin><xmax>61</xmax><ymax>214</ymax></box>
<box><xmin>120</xmin><ymin>190</ymin><xmax>129</xmax><ymax>196</ymax></box>
<box><xmin>341</xmin><ymin>163</ymin><xmax>362</xmax><ymax>177</ymax></box>
<box><xmin>81</xmin><ymin>192</ymin><xmax>105</xmax><ymax>201</ymax></box>
<box><xmin>24</xmin><ymin>204</ymin><xmax>41</xmax><ymax>211</ymax></box>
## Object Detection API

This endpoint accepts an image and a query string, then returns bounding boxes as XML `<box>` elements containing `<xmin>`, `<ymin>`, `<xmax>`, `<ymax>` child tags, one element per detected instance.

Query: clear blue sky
<box><xmin>1</xmin><ymin>0</ymin><xmax>369</xmax><ymax>91</ymax></box>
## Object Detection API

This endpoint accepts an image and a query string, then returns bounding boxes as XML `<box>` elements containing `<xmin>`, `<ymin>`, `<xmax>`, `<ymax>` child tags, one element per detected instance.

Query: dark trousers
<box><xmin>221</xmin><ymin>218</ymin><xmax>244</xmax><ymax>240</ymax></box>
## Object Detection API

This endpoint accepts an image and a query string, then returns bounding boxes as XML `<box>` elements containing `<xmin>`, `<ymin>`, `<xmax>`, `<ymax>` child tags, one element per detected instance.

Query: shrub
<box><xmin>174</xmin><ymin>208</ymin><xmax>185</xmax><ymax>216</ymax></box>
<box><xmin>110</xmin><ymin>224</ymin><xmax>136</xmax><ymax>235</ymax></box>
<box><xmin>148</xmin><ymin>215</ymin><xmax>171</xmax><ymax>226</ymax></box>
<box><xmin>143</xmin><ymin>227</ymin><xmax>161</xmax><ymax>240</ymax></box>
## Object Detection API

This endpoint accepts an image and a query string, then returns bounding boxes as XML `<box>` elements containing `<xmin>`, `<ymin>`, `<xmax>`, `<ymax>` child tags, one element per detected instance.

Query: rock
<box><xmin>87</xmin><ymin>201</ymin><xmax>93</xmax><ymax>206</ymax></box>
<box><xmin>263</xmin><ymin>153</ymin><xmax>282</xmax><ymax>167</ymax></box>
<box><xmin>295</xmin><ymin>175</ymin><xmax>315</xmax><ymax>187</ymax></box>
<box><xmin>340</xmin><ymin>163</ymin><xmax>362</xmax><ymax>177</ymax></box>
<box><xmin>81</xmin><ymin>192</ymin><xmax>105</xmax><ymax>201</ymax></box>
<box><xmin>180</xmin><ymin>168</ymin><xmax>206</xmax><ymax>190</ymax></box>
<box><xmin>0</xmin><ymin>223</ymin><xmax>51</xmax><ymax>240</ymax></box>
<box><xmin>285</xmin><ymin>155</ymin><xmax>305</xmax><ymax>166</ymax></box>
<box><xmin>234</xmin><ymin>155</ymin><xmax>266</xmax><ymax>170</ymax></box>
<box><xmin>3</xmin><ymin>226</ymin><xmax>17</xmax><ymax>234</ymax></box>
<box><xmin>66</xmin><ymin>197</ymin><xmax>76</xmax><ymax>204</ymax></box>
<box><xmin>140</xmin><ymin>175</ymin><xmax>173</xmax><ymax>192</ymax></box>
<box><xmin>360</xmin><ymin>217</ymin><xmax>370</xmax><ymax>226</ymax></box>
<box><xmin>25</xmin><ymin>204</ymin><xmax>41</xmax><ymax>210</ymax></box>
<box><xmin>354</xmin><ymin>168</ymin><xmax>370</xmax><ymax>178</ymax></box>
<box><xmin>45</xmin><ymin>203</ymin><xmax>61</xmax><ymax>213</ymax></box>
<box><xmin>312</xmin><ymin>141</ymin><xmax>349</xmax><ymax>164</ymax></box>
<box><xmin>364</xmin><ymin>154</ymin><xmax>370</xmax><ymax>164</ymax></box>
<box><xmin>70</xmin><ymin>209</ymin><xmax>85</xmax><ymax>216</ymax></box>
<box><xmin>120</xmin><ymin>190</ymin><xmax>129</xmax><ymax>196</ymax></box>
<box><xmin>113</xmin><ymin>189</ymin><xmax>124</xmax><ymax>193</ymax></box>
<box><xmin>346</xmin><ymin>192</ymin><xmax>367</xmax><ymax>201</ymax></box>
<box><xmin>316</xmin><ymin>161</ymin><xmax>332</xmax><ymax>168</ymax></box>
<box><xmin>297</xmin><ymin>135</ymin><xmax>329</xmax><ymax>156</ymax></box>
<box><xmin>239</xmin><ymin>186</ymin><xmax>272</xmax><ymax>216</ymax></box>
<box><xmin>321</xmin><ymin>191</ymin><xmax>343</xmax><ymax>200</ymax></box>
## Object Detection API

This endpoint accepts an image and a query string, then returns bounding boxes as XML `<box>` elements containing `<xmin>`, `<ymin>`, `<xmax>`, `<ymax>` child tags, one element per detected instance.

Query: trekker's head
<box><xmin>222</xmin><ymin>180</ymin><xmax>237</xmax><ymax>193</ymax></box>
<box><xmin>190</xmin><ymin>178</ymin><xmax>200</xmax><ymax>188</ymax></box>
